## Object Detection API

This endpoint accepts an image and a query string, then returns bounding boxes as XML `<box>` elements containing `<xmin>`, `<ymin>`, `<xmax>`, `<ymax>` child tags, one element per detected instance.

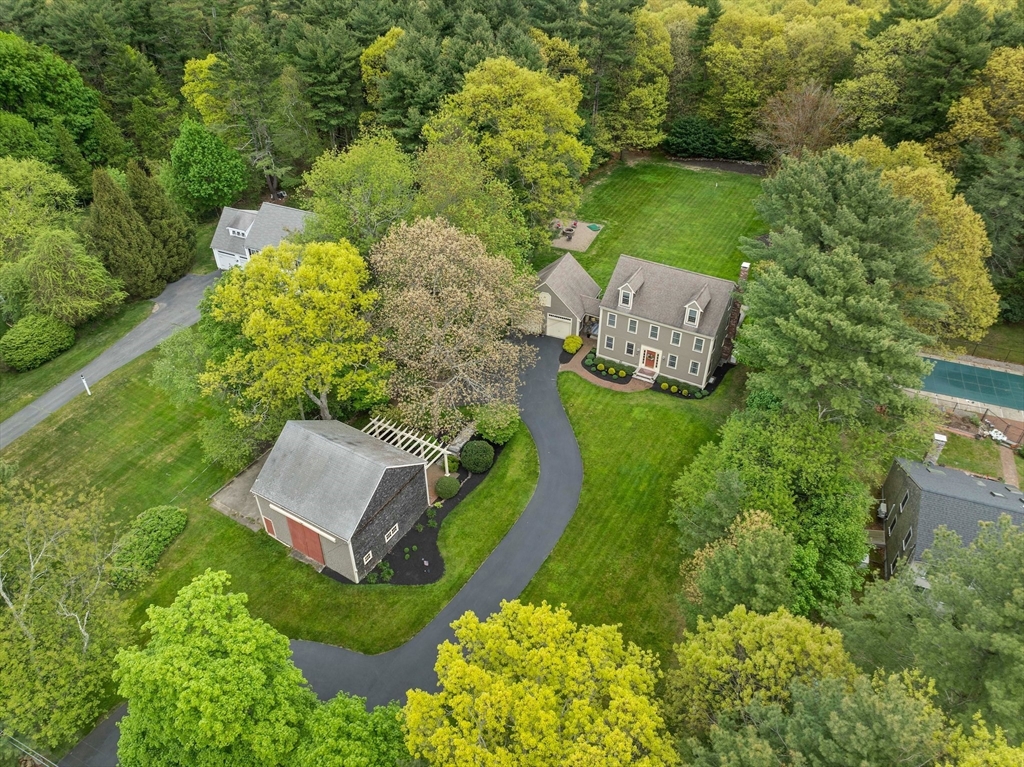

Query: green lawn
<box><xmin>939</xmin><ymin>433</ymin><xmax>1004</xmax><ymax>480</ymax></box>
<box><xmin>191</xmin><ymin>221</ymin><xmax>218</xmax><ymax>274</ymax></box>
<box><xmin>534</xmin><ymin>160</ymin><xmax>765</xmax><ymax>287</ymax></box>
<box><xmin>0</xmin><ymin>301</ymin><xmax>153</xmax><ymax>423</ymax></box>
<box><xmin>520</xmin><ymin>368</ymin><xmax>746</xmax><ymax>663</ymax></box>
<box><xmin>1</xmin><ymin>351</ymin><xmax>539</xmax><ymax>654</ymax></box>
<box><xmin>968</xmin><ymin>323</ymin><xmax>1024</xmax><ymax>366</ymax></box>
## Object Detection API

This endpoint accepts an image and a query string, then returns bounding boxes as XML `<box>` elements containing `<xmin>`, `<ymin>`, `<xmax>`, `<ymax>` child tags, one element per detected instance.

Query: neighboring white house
<box><xmin>210</xmin><ymin>202</ymin><xmax>312</xmax><ymax>270</ymax></box>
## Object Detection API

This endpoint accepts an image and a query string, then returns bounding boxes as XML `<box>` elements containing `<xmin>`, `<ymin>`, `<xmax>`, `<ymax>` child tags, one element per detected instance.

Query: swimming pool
<box><xmin>921</xmin><ymin>358</ymin><xmax>1024</xmax><ymax>411</ymax></box>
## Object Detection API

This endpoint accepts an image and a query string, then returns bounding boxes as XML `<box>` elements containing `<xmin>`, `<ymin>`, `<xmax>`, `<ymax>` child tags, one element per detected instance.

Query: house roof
<box><xmin>251</xmin><ymin>420</ymin><xmax>425</xmax><ymax>540</ymax></box>
<box><xmin>600</xmin><ymin>255</ymin><xmax>736</xmax><ymax>334</ymax></box>
<box><xmin>536</xmin><ymin>253</ymin><xmax>601</xmax><ymax>320</ymax></box>
<box><xmin>210</xmin><ymin>202</ymin><xmax>311</xmax><ymax>257</ymax></box>
<box><xmin>897</xmin><ymin>458</ymin><xmax>1024</xmax><ymax>551</ymax></box>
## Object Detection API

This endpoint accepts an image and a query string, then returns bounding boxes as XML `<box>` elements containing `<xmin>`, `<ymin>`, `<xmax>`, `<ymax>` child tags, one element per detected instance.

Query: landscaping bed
<box><xmin>651</xmin><ymin>363</ymin><xmax>735</xmax><ymax>400</ymax></box>
<box><xmin>326</xmin><ymin>444</ymin><xmax>505</xmax><ymax>587</ymax></box>
<box><xmin>581</xmin><ymin>351</ymin><xmax>636</xmax><ymax>385</ymax></box>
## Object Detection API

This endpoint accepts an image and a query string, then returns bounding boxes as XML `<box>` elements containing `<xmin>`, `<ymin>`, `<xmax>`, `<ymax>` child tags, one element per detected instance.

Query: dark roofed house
<box><xmin>251</xmin><ymin>420</ymin><xmax>430</xmax><ymax>583</ymax></box>
<box><xmin>535</xmin><ymin>253</ymin><xmax>602</xmax><ymax>339</ymax></box>
<box><xmin>211</xmin><ymin>202</ymin><xmax>311</xmax><ymax>270</ymax></box>
<box><xmin>872</xmin><ymin>442</ymin><xmax>1024</xmax><ymax>578</ymax></box>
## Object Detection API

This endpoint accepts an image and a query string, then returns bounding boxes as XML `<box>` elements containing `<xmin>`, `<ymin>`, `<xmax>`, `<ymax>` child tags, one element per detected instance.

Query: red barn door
<box><xmin>286</xmin><ymin>518</ymin><xmax>325</xmax><ymax>565</ymax></box>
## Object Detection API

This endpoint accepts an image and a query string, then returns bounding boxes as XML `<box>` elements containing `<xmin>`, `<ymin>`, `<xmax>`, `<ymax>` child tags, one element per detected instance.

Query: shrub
<box><xmin>444</xmin><ymin>457</ymin><xmax>460</xmax><ymax>473</ymax></box>
<box><xmin>435</xmin><ymin>475</ymin><xmax>460</xmax><ymax>499</ymax></box>
<box><xmin>670</xmin><ymin>385</ymin><xmax>678</xmax><ymax>393</ymax></box>
<box><xmin>608</xmin><ymin>367</ymin><xmax>616</xmax><ymax>375</ymax></box>
<box><xmin>379</xmin><ymin>560</ymin><xmax>394</xmax><ymax>582</ymax></box>
<box><xmin>601</xmin><ymin>371</ymin><xmax>607</xmax><ymax>376</ymax></box>
<box><xmin>405</xmin><ymin>553</ymin><xmax>410</xmax><ymax>560</ymax></box>
<box><xmin>110</xmin><ymin>506</ymin><xmax>187</xmax><ymax>590</ymax></box>
<box><xmin>618</xmin><ymin>370</ymin><xmax>626</xmax><ymax>378</ymax></box>
<box><xmin>562</xmin><ymin>335</ymin><xmax>583</xmax><ymax>354</ymax></box>
<box><xmin>404</xmin><ymin>547</ymin><xmax>410</xmax><ymax>554</ymax></box>
<box><xmin>473</xmin><ymin>402</ymin><xmax>520</xmax><ymax>445</ymax></box>
<box><xmin>366</xmin><ymin>572</ymin><xmax>379</xmax><ymax>583</ymax></box>
<box><xmin>412</xmin><ymin>545</ymin><xmax>417</xmax><ymax>552</ymax></box>
<box><xmin>461</xmin><ymin>440</ymin><xmax>495</xmax><ymax>473</ymax></box>
<box><xmin>416</xmin><ymin>523</ymin><xmax>424</xmax><ymax>532</ymax></box>
<box><xmin>695</xmin><ymin>390</ymin><xmax>705</xmax><ymax>399</ymax></box>
<box><xmin>682</xmin><ymin>389</ymin><xmax>689</xmax><ymax>396</ymax></box>
<box><xmin>661</xmin><ymin>382</ymin><xmax>669</xmax><ymax>390</ymax></box>
<box><xmin>0</xmin><ymin>314</ymin><xmax>75</xmax><ymax>371</ymax></box>
<box><xmin>597</xmin><ymin>363</ymin><xmax>605</xmax><ymax>371</ymax></box>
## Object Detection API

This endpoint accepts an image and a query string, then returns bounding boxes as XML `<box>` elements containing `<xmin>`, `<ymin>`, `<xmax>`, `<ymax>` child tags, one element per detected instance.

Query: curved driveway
<box><xmin>0</xmin><ymin>273</ymin><xmax>218</xmax><ymax>451</ymax></box>
<box><xmin>60</xmin><ymin>336</ymin><xmax>582</xmax><ymax>766</ymax></box>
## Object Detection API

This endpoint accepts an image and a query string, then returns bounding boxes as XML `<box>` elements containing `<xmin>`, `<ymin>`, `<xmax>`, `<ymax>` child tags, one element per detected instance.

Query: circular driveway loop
<box><xmin>61</xmin><ymin>336</ymin><xmax>582</xmax><ymax>766</ymax></box>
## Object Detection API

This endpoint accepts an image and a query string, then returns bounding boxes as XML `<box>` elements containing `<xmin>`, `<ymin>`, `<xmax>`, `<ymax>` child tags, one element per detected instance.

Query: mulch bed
<box><xmin>559</xmin><ymin>348</ymin><xmax>577</xmax><ymax>365</ymax></box>
<box><xmin>324</xmin><ymin>443</ymin><xmax>504</xmax><ymax>587</ymax></box>
<box><xmin>650</xmin><ymin>363</ymin><xmax>736</xmax><ymax>399</ymax></box>
<box><xmin>581</xmin><ymin>353</ymin><xmax>635</xmax><ymax>385</ymax></box>
<box><xmin>663</xmin><ymin>156</ymin><xmax>767</xmax><ymax>176</ymax></box>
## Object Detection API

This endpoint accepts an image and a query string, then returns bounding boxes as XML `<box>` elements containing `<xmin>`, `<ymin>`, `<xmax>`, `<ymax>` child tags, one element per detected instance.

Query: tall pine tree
<box><xmin>85</xmin><ymin>168</ymin><xmax>162</xmax><ymax>298</ymax></box>
<box><xmin>126</xmin><ymin>161</ymin><xmax>196</xmax><ymax>283</ymax></box>
<box><xmin>294</xmin><ymin>21</ymin><xmax>364</xmax><ymax>149</ymax></box>
<box><xmin>46</xmin><ymin>119</ymin><xmax>93</xmax><ymax>199</ymax></box>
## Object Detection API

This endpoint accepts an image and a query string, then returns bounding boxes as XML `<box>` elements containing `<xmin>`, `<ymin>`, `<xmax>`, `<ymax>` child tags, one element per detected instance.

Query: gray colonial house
<box><xmin>535</xmin><ymin>253</ymin><xmax>601</xmax><ymax>339</ymax></box>
<box><xmin>251</xmin><ymin>420</ymin><xmax>431</xmax><ymax>583</ymax></box>
<box><xmin>210</xmin><ymin>201</ymin><xmax>311</xmax><ymax>270</ymax></box>
<box><xmin>538</xmin><ymin>253</ymin><xmax>747</xmax><ymax>389</ymax></box>
<box><xmin>871</xmin><ymin>437</ymin><xmax>1023</xmax><ymax>578</ymax></box>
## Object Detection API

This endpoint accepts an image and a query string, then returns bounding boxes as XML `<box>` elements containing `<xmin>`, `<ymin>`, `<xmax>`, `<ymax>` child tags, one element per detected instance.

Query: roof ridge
<box><xmin>615</xmin><ymin>254</ymin><xmax>737</xmax><ymax>285</ymax></box>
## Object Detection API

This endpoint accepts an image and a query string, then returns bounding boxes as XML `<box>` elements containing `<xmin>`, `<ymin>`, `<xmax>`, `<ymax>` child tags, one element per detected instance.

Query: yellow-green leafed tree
<box><xmin>842</xmin><ymin>136</ymin><xmax>999</xmax><ymax>342</ymax></box>
<box><xmin>665</xmin><ymin>605</ymin><xmax>857</xmax><ymax>737</ymax></box>
<box><xmin>941</xmin><ymin>717</ymin><xmax>1024</xmax><ymax>767</ymax></box>
<box><xmin>360</xmin><ymin>27</ymin><xmax>405</xmax><ymax>114</ymax></box>
<box><xmin>423</xmin><ymin>57</ymin><xmax>592</xmax><ymax>232</ymax></box>
<box><xmin>201</xmin><ymin>240</ymin><xmax>387</xmax><ymax>423</ymax></box>
<box><xmin>403</xmin><ymin>600</ymin><xmax>679</xmax><ymax>767</ymax></box>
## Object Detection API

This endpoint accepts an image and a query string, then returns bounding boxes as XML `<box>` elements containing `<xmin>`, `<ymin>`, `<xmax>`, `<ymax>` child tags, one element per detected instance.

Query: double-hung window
<box><xmin>607</xmin><ymin>313</ymin><xmax>617</xmax><ymax>328</ymax></box>
<box><xmin>693</xmin><ymin>337</ymin><xmax>705</xmax><ymax>353</ymax></box>
<box><xmin>649</xmin><ymin>325</ymin><xmax>660</xmax><ymax>340</ymax></box>
<box><xmin>385</xmin><ymin>523</ymin><xmax>399</xmax><ymax>543</ymax></box>
<box><xmin>627</xmin><ymin>318</ymin><xmax>638</xmax><ymax>334</ymax></box>
<box><xmin>689</xmin><ymin>360</ymin><xmax>700</xmax><ymax>376</ymax></box>
<box><xmin>625</xmin><ymin>342</ymin><xmax>635</xmax><ymax>356</ymax></box>
<box><xmin>902</xmin><ymin>527</ymin><xmax>913</xmax><ymax>551</ymax></box>
<box><xmin>620</xmin><ymin>290</ymin><xmax>631</xmax><ymax>307</ymax></box>
<box><xmin>900</xmin><ymin>491</ymin><xmax>909</xmax><ymax>513</ymax></box>
<box><xmin>686</xmin><ymin>308</ymin><xmax>699</xmax><ymax>326</ymax></box>
<box><xmin>605</xmin><ymin>335</ymin><xmax>614</xmax><ymax>351</ymax></box>
<box><xmin>670</xmin><ymin>330</ymin><xmax>682</xmax><ymax>346</ymax></box>
<box><xmin>667</xmin><ymin>354</ymin><xmax>678</xmax><ymax>369</ymax></box>
<box><xmin>363</xmin><ymin>550</ymin><xmax>373</xmax><ymax>565</ymax></box>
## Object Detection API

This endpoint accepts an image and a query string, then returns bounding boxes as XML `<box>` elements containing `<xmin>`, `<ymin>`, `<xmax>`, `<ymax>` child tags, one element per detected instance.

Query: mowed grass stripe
<box><xmin>520</xmin><ymin>369</ymin><xmax>746</xmax><ymax>662</ymax></box>
<box><xmin>536</xmin><ymin>161</ymin><xmax>765</xmax><ymax>287</ymax></box>
<box><xmin>3</xmin><ymin>351</ymin><xmax>540</xmax><ymax>654</ymax></box>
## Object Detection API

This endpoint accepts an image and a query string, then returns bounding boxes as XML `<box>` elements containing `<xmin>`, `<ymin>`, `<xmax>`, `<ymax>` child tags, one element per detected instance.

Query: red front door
<box><xmin>286</xmin><ymin>517</ymin><xmax>325</xmax><ymax>565</ymax></box>
<box><xmin>643</xmin><ymin>349</ymin><xmax>657</xmax><ymax>368</ymax></box>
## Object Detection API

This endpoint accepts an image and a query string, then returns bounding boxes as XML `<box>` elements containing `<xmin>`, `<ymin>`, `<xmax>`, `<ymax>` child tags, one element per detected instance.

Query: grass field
<box><xmin>534</xmin><ymin>160</ymin><xmax>765</xmax><ymax>287</ymax></box>
<box><xmin>520</xmin><ymin>368</ymin><xmax>746</xmax><ymax>662</ymax></box>
<box><xmin>191</xmin><ymin>221</ymin><xmax>218</xmax><ymax>274</ymax></box>
<box><xmin>959</xmin><ymin>322</ymin><xmax>1024</xmax><ymax>366</ymax></box>
<box><xmin>0</xmin><ymin>301</ymin><xmax>153</xmax><ymax>423</ymax></box>
<box><xmin>939</xmin><ymin>433</ymin><xmax>1005</xmax><ymax>480</ymax></box>
<box><xmin>1</xmin><ymin>351</ymin><xmax>539</xmax><ymax>654</ymax></box>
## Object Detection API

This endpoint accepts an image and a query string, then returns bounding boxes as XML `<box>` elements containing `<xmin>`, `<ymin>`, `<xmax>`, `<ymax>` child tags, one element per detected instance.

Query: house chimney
<box><xmin>719</xmin><ymin>262</ymin><xmax>750</xmax><ymax>362</ymax></box>
<box><xmin>924</xmin><ymin>433</ymin><xmax>947</xmax><ymax>465</ymax></box>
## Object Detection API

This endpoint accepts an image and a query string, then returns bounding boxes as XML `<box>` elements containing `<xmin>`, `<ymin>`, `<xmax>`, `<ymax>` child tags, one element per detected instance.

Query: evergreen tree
<box><xmin>867</xmin><ymin>0</ymin><xmax>941</xmax><ymax>39</ymax></box>
<box><xmin>580</xmin><ymin>0</ymin><xmax>642</xmax><ymax>122</ymax></box>
<box><xmin>85</xmin><ymin>108</ymin><xmax>133</xmax><ymax>168</ymax></box>
<box><xmin>683</xmin><ymin>0</ymin><xmax>723</xmax><ymax>106</ymax></box>
<box><xmin>294</xmin><ymin>21</ymin><xmax>364</xmax><ymax>148</ymax></box>
<box><xmin>46</xmin><ymin>119</ymin><xmax>93</xmax><ymax>199</ymax></box>
<box><xmin>85</xmin><ymin>168</ymin><xmax>162</xmax><ymax>298</ymax></box>
<box><xmin>126</xmin><ymin>161</ymin><xmax>196</xmax><ymax>283</ymax></box>
<box><xmin>528</xmin><ymin>0</ymin><xmax>584</xmax><ymax>43</ymax></box>
<box><xmin>347</xmin><ymin>0</ymin><xmax>404</xmax><ymax>46</ymax></box>
<box><xmin>0</xmin><ymin>111</ymin><xmax>52</xmax><ymax>161</ymax></box>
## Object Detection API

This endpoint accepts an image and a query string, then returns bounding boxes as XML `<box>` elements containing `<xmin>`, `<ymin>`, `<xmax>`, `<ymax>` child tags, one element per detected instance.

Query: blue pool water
<box><xmin>921</xmin><ymin>358</ymin><xmax>1024</xmax><ymax>411</ymax></box>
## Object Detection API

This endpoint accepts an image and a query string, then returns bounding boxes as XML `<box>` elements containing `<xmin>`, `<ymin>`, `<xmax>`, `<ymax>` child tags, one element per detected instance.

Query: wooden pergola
<box><xmin>361</xmin><ymin>417</ymin><xmax>457</xmax><ymax>475</ymax></box>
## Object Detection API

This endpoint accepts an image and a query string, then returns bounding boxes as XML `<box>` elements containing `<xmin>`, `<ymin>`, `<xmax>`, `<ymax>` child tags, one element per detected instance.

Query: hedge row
<box><xmin>110</xmin><ymin>505</ymin><xmax>188</xmax><ymax>591</ymax></box>
<box><xmin>0</xmin><ymin>315</ymin><xmax>75</xmax><ymax>371</ymax></box>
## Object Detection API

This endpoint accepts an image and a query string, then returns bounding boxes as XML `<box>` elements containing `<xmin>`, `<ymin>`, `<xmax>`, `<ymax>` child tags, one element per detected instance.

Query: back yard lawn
<box><xmin>534</xmin><ymin>160</ymin><xmax>765</xmax><ymax>287</ymax></box>
<box><xmin>939</xmin><ymin>433</ymin><xmax>1006</xmax><ymax>480</ymax></box>
<box><xmin>0</xmin><ymin>301</ymin><xmax>153</xmax><ymax>423</ymax></box>
<box><xmin>1</xmin><ymin>351</ymin><xmax>539</xmax><ymax>654</ymax></box>
<box><xmin>956</xmin><ymin>322</ymin><xmax>1024</xmax><ymax>366</ymax></box>
<box><xmin>520</xmin><ymin>368</ymin><xmax>746</xmax><ymax>663</ymax></box>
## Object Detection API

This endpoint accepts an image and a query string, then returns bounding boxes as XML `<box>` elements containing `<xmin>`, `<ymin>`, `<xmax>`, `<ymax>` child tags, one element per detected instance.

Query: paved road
<box><xmin>0</xmin><ymin>274</ymin><xmax>218</xmax><ymax>451</ymax></box>
<box><xmin>60</xmin><ymin>337</ymin><xmax>582</xmax><ymax>767</ymax></box>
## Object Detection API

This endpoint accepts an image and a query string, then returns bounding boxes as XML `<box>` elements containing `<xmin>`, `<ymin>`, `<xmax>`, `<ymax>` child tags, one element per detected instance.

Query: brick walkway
<box><xmin>999</xmin><ymin>445</ymin><xmax>1020</xmax><ymax>488</ymax></box>
<box><xmin>559</xmin><ymin>337</ymin><xmax>653</xmax><ymax>393</ymax></box>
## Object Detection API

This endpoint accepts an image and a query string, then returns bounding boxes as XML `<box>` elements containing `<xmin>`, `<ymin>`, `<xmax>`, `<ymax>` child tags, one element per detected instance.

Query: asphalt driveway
<box><xmin>0</xmin><ymin>273</ymin><xmax>218</xmax><ymax>451</ymax></box>
<box><xmin>60</xmin><ymin>337</ymin><xmax>582</xmax><ymax>766</ymax></box>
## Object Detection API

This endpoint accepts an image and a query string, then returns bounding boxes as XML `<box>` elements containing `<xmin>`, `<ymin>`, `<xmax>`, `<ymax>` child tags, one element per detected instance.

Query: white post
<box><xmin>80</xmin><ymin>375</ymin><xmax>92</xmax><ymax>396</ymax></box>
<box><xmin>444</xmin><ymin>453</ymin><xmax>450</xmax><ymax>476</ymax></box>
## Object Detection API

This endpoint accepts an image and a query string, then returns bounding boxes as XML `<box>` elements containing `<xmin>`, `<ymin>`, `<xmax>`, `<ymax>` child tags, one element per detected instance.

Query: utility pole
<box><xmin>81</xmin><ymin>375</ymin><xmax>92</xmax><ymax>396</ymax></box>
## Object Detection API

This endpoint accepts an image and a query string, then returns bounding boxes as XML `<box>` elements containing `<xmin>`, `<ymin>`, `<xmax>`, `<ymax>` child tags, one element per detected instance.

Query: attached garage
<box><xmin>544</xmin><ymin>314</ymin><xmax>574</xmax><ymax>339</ymax></box>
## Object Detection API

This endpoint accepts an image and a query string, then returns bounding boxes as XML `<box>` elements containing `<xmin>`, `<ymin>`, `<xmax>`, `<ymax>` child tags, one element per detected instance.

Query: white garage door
<box><xmin>545</xmin><ymin>314</ymin><xmax>574</xmax><ymax>339</ymax></box>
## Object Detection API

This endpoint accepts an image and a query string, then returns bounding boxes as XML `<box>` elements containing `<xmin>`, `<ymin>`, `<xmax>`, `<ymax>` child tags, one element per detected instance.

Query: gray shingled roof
<box><xmin>252</xmin><ymin>420</ymin><xmax>425</xmax><ymax>540</ymax></box>
<box><xmin>600</xmin><ymin>255</ymin><xmax>736</xmax><ymax>334</ymax></box>
<box><xmin>898</xmin><ymin>458</ymin><xmax>1024</xmax><ymax>551</ymax></box>
<box><xmin>536</xmin><ymin>253</ymin><xmax>601</xmax><ymax>320</ymax></box>
<box><xmin>210</xmin><ymin>202</ymin><xmax>310</xmax><ymax>256</ymax></box>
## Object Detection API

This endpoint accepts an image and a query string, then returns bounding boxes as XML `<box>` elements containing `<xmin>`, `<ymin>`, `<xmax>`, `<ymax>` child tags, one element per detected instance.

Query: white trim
<box><xmin>265</xmin><ymin>500</ymin><xmax>339</xmax><ymax>543</ymax></box>
<box><xmin>639</xmin><ymin>345</ymin><xmax>661</xmax><ymax>372</ymax></box>
<box><xmin>385</xmin><ymin>523</ymin><xmax>399</xmax><ymax>542</ymax></box>
<box><xmin>670</xmin><ymin>330</ymin><xmax>681</xmax><ymax>346</ymax></box>
<box><xmin>667</xmin><ymin>354</ymin><xmax>678</xmax><ymax>369</ymax></box>
<box><xmin>619</xmin><ymin>290</ymin><xmax>631</xmax><ymax>307</ymax></box>
<box><xmin>693</xmin><ymin>337</ymin><xmax>705</xmax><ymax>353</ymax></box>
<box><xmin>627</xmin><ymin>318</ymin><xmax>638</xmax><ymax>334</ymax></box>
<box><xmin>685</xmin><ymin>307</ymin><xmax>699</xmax><ymax>326</ymax></box>
<box><xmin>538</xmin><ymin>291</ymin><xmax>551</xmax><ymax>307</ymax></box>
<box><xmin>604</xmin><ymin>335</ymin><xmax>614</xmax><ymax>351</ymax></box>
<box><xmin>649</xmin><ymin>325</ymin><xmax>660</xmax><ymax>340</ymax></box>
<box><xmin>902</xmin><ymin>527</ymin><xmax>913</xmax><ymax>551</ymax></box>
<box><xmin>606</xmin><ymin>312</ymin><xmax>617</xmax><ymax>328</ymax></box>
<box><xmin>689</xmin><ymin>360</ymin><xmax>701</xmax><ymax>376</ymax></box>
<box><xmin>363</xmin><ymin>550</ymin><xmax>374</xmax><ymax>564</ymax></box>
<box><xmin>625</xmin><ymin>341</ymin><xmax>635</xmax><ymax>356</ymax></box>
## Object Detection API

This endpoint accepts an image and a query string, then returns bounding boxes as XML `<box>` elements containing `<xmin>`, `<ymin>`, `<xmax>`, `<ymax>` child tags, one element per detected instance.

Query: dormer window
<box><xmin>620</xmin><ymin>290</ymin><xmax>631</xmax><ymax>307</ymax></box>
<box><xmin>228</xmin><ymin>227</ymin><xmax>247</xmax><ymax>238</ymax></box>
<box><xmin>685</xmin><ymin>307</ymin><xmax>699</xmax><ymax>326</ymax></box>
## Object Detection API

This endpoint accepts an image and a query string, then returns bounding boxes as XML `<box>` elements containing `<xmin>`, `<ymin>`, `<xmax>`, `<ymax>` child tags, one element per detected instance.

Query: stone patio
<box><xmin>559</xmin><ymin>337</ymin><xmax>653</xmax><ymax>392</ymax></box>
<box><xmin>550</xmin><ymin>220</ymin><xmax>603</xmax><ymax>253</ymax></box>
<box><xmin>209</xmin><ymin>451</ymin><xmax>269</xmax><ymax>531</ymax></box>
